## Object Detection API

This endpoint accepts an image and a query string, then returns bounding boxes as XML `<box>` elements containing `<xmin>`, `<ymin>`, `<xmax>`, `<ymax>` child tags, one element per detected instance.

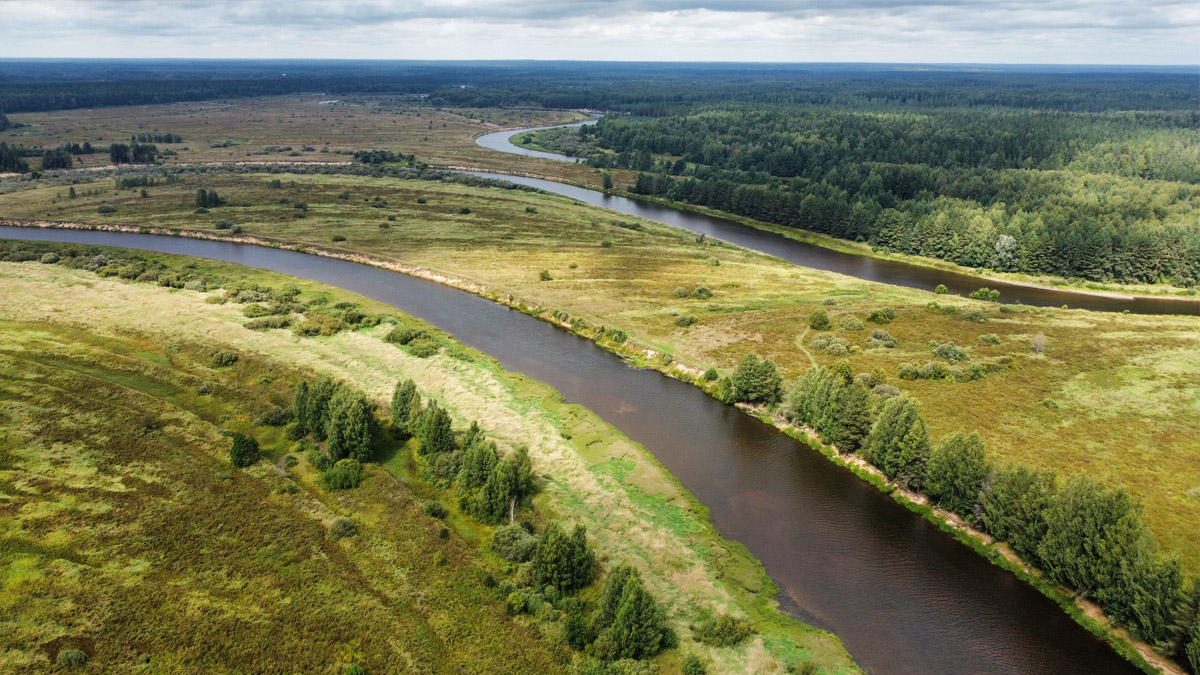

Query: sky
<box><xmin>0</xmin><ymin>0</ymin><xmax>1196</xmax><ymax>64</ymax></box>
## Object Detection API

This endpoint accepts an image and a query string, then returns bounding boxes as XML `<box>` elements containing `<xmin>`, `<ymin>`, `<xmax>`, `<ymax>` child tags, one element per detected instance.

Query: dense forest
<box><xmin>0</xmin><ymin>60</ymin><xmax>1194</xmax><ymax>114</ymax></box>
<box><xmin>583</xmin><ymin>105</ymin><xmax>1200</xmax><ymax>286</ymax></box>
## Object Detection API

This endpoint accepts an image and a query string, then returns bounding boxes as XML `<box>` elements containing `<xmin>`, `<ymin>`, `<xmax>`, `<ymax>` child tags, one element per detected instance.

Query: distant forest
<box><xmin>2</xmin><ymin>60</ymin><xmax>1196</xmax><ymax>285</ymax></box>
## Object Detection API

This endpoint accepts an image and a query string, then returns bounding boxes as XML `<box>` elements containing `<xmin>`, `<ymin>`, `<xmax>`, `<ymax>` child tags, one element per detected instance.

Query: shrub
<box><xmin>822</xmin><ymin>297</ymin><xmax>838</xmax><ymax>306</ymax></box>
<box><xmin>691</xmin><ymin>286</ymin><xmax>713</xmax><ymax>299</ymax></box>
<box><xmin>56</xmin><ymin>649</ymin><xmax>89</xmax><ymax>668</ymax></box>
<box><xmin>839</xmin><ymin>314</ymin><xmax>864</xmax><ymax>332</ymax></box>
<box><xmin>329</xmin><ymin>516</ymin><xmax>357</xmax><ymax>541</ymax></box>
<box><xmin>97</xmin><ymin>204</ymin><xmax>117</xmax><ymax>214</ymax></box>
<box><xmin>322</xmin><ymin>458</ymin><xmax>363</xmax><ymax>491</ymax></box>
<box><xmin>228</xmin><ymin>433</ymin><xmax>260</xmax><ymax>467</ymax></box>
<box><xmin>245</xmin><ymin>315</ymin><xmax>292</xmax><ymax>331</ymax></box>
<box><xmin>254</xmin><ymin>406</ymin><xmax>292</xmax><ymax>427</ymax></box>
<box><xmin>600</xmin><ymin>240</ymin><xmax>613</xmax><ymax>248</ymax></box>
<box><xmin>422</xmin><ymin>500</ymin><xmax>448</xmax><ymax>519</ymax></box>
<box><xmin>693</xmin><ymin>614</ymin><xmax>754</xmax><ymax>647</ymax></box>
<box><xmin>935</xmin><ymin>284</ymin><xmax>948</xmax><ymax>294</ymax></box>
<box><xmin>458</xmin><ymin>206</ymin><xmax>472</xmax><ymax>214</ymax></box>
<box><xmin>703</xmin><ymin>367</ymin><xmax>719</xmax><ymax>381</ymax></box>
<box><xmin>978</xmin><ymin>333</ymin><xmax>1002</xmax><ymax>345</ymax></box>
<box><xmin>407</xmin><ymin>336</ymin><xmax>441</xmax><ymax>358</ymax></box>
<box><xmin>808</xmin><ymin>309</ymin><xmax>831</xmax><ymax>331</ymax></box>
<box><xmin>705</xmin><ymin>257</ymin><xmax>720</xmax><ymax>266</ymax></box>
<box><xmin>525</xmin><ymin>205</ymin><xmax>537</xmax><ymax>213</ymax></box>
<box><xmin>331</xmin><ymin>235</ymin><xmax>346</xmax><ymax>242</ymax></box>
<box><xmin>675</xmin><ymin>315</ymin><xmax>698</xmax><ymax>327</ymax></box>
<box><xmin>491</xmin><ymin>523</ymin><xmax>540</xmax><ymax>562</ymax></box>
<box><xmin>931</xmin><ymin>341</ymin><xmax>970</xmax><ymax>364</ymax></box>
<box><xmin>673</xmin><ymin>286</ymin><xmax>690</xmax><ymax>298</ymax></box>
<box><xmin>209</xmin><ymin>351</ymin><xmax>238</xmax><ymax>368</ymax></box>
<box><xmin>866</xmin><ymin>308</ymin><xmax>895</xmax><ymax>324</ymax></box>
<box><xmin>385</xmin><ymin>326</ymin><xmax>426</xmax><ymax>345</ymax></box>
<box><xmin>1031</xmin><ymin>332</ymin><xmax>1048</xmax><ymax>353</ymax></box>
<box><xmin>539</xmin><ymin>269</ymin><xmax>552</xmax><ymax>281</ymax></box>
<box><xmin>40</xmin><ymin>252</ymin><xmax>59</xmax><ymax>264</ymax></box>
<box><xmin>344</xmin><ymin>665</ymin><xmax>365</xmax><ymax>675</ymax></box>
<box><xmin>866</xmin><ymin>328</ymin><xmax>896</xmax><ymax>349</ymax></box>
<box><xmin>969</xmin><ymin>287</ymin><xmax>1000</xmax><ymax>302</ymax></box>
<box><xmin>961</xmin><ymin>309</ymin><xmax>989</xmax><ymax>323</ymax></box>
<box><xmin>214</xmin><ymin>219</ymin><xmax>233</xmax><ymax>230</ymax></box>
<box><xmin>682</xmin><ymin>656</ymin><xmax>707</xmax><ymax>675</ymax></box>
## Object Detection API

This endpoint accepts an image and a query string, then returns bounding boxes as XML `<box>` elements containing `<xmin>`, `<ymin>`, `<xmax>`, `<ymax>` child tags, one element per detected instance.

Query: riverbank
<box><xmin>1</xmin><ymin>220</ymin><xmax>1184</xmax><ymax>673</ymax></box>
<box><xmin>0</xmin><ymin>247</ymin><xmax>859</xmax><ymax>674</ymax></box>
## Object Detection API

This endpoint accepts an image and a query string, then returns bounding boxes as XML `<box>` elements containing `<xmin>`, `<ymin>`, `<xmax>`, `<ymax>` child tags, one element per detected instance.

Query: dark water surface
<box><xmin>1</xmin><ymin>226</ymin><xmax>1138</xmax><ymax>675</ymax></box>
<box><xmin>471</xmin><ymin>130</ymin><xmax>1198</xmax><ymax>317</ymax></box>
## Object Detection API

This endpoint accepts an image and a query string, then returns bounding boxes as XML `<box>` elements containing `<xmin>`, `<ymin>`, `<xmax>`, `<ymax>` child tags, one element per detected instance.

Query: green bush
<box><xmin>459</xmin><ymin>207</ymin><xmax>471</xmax><ymax>214</ymax></box>
<box><xmin>385</xmin><ymin>326</ymin><xmax>427</xmax><ymax>345</ymax></box>
<box><xmin>961</xmin><ymin>309</ymin><xmax>989</xmax><ymax>323</ymax></box>
<box><xmin>97</xmin><ymin>204</ymin><xmax>116</xmax><ymax>214</ymax></box>
<box><xmin>931</xmin><ymin>341</ymin><xmax>970</xmax><ymax>364</ymax></box>
<box><xmin>839</xmin><ymin>314</ymin><xmax>864</xmax><ymax>332</ymax></box>
<box><xmin>935</xmin><ymin>284</ymin><xmax>948</xmax><ymax>294</ymax></box>
<box><xmin>322</xmin><ymin>458</ymin><xmax>363</xmax><ymax>491</ymax></box>
<box><xmin>866</xmin><ymin>307</ymin><xmax>895</xmax><ymax>324</ymax></box>
<box><xmin>215</xmin><ymin>219</ymin><xmax>233</xmax><ymax>230</ymax></box>
<box><xmin>407</xmin><ymin>336</ymin><xmax>441</xmax><ymax>358</ymax></box>
<box><xmin>209</xmin><ymin>351</ymin><xmax>238</xmax><ymax>368</ymax></box>
<box><xmin>866</xmin><ymin>328</ymin><xmax>896</xmax><ymax>349</ymax></box>
<box><xmin>422</xmin><ymin>500</ymin><xmax>448</xmax><ymax>519</ymax></box>
<box><xmin>56</xmin><ymin>649</ymin><xmax>89</xmax><ymax>668</ymax></box>
<box><xmin>673</xmin><ymin>286</ymin><xmax>689</xmax><ymax>298</ymax></box>
<box><xmin>822</xmin><ymin>297</ymin><xmax>838</xmax><ymax>306</ymax></box>
<box><xmin>600</xmin><ymin>240</ymin><xmax>613</xmax><ymax>248</ymax></box>
<box><xmin>491</xmin><ymin>523</ymin><xmax>539</xmax><ymax>562</ymax></box>
<box><xmin>693</xmin><ymin>614</ymin><xmax>753</xmax><ymax>647</ymax></box>
<box><xmin>344</xmin><ymin>665</ymin><xmax>366</xmax><ymax>675</ymax></box>
<box><xmin>682</xmin><ymin>656</ymin><xmax>707</xmax><ymax>675</ymax></box>
<box><xmin>703</xmin><ymin>367</ymin><xmax>719</xmax><ymax>381</ymax></box>
<box><xmin>329</xmin><ymin>516</ymin><xmax>357</xmax><ymax>541</ymax></box>
<box><xmin>40</xmin><ymin>252</ymin><xmax>60</xmax><ymax>264</ymax></box>
<box><xmin>969</xmin><ymin>287</ymin><xmax>1000</xmax><ymax>302</ymax></box>
<box><xmin>978</xmin><ymin>333</ymin><xmax>1002</xmax><ymax>345</ymax></box>
<box><xmin>331</xmin><ymin>235</ymin><xmax>346</xmax><ymax>242</ymax></box>
<box><xmin>254</xmin><ymin>407</ymin><xmax>292</xmax><ymax>427</ymax></box>
<box><xmin>539</xmin><ymin>269</ymin><xmax>552</xmax><ymax>281</ymax></box>
<box><xmin>674</xmin><ymin>315</ymin><xmax>698</xmax><ymax>327</ymax></box>
<box><xmin>692</xmin><ymin>286</ymin><xmax>713</xmax><ymax>299</ymax></box>
<box><xmin>808</xmin><ymin>309</ymin><xmax>831</xmax><ymax>331</ymax></box>
<box><xmin>245</xmin><ymin>315</ymin><xmax>292</xmax><ymax>331</ymax></box>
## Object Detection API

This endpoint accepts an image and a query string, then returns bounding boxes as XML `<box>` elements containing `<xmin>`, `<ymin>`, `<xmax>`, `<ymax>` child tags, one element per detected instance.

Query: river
<box><xmin>473</xmin><ymin>125</ymin><xmax>1198</xmax><ymax>316</ymax></box>
<box><xmin>0</xmin><ymin>225</ymin><xmax>1139</xmax><ymax>674</ymax></box>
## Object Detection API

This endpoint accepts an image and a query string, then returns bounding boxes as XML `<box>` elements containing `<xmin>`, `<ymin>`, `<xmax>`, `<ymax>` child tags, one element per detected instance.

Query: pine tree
<box><xmin>292</xmin><ymin>380</ymin><xmax>311</xmax><ymax>435</ymax></box>
<box><xmin>926</xmin><ymin>430</ymin><xmax>990</xmax><ymax>517</ymax></box>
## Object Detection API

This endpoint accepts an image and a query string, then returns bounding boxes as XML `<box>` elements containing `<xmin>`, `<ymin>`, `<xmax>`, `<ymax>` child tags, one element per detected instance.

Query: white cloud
<box><xmin>0</xmin><ymin>0</ymin><xmax>1195</xmax><ymax>63</ymax></box>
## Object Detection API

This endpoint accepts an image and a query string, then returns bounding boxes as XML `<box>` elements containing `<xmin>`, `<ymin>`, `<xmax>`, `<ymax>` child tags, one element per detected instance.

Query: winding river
<box><xmin>473</xmin><ymin>125</ymin><xmax>1198</xmax><ymax>316</ymax></box>
<box><xmin>0</xmin><ymin>225</ymin><xmax>1138</xmax><ymax>674</ymax></box>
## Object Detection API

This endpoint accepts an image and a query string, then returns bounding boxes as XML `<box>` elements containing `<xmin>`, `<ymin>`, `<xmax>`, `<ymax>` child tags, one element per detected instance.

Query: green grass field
<box><xmin>3</xmin><ymin>169</ymin><xmax>1198</xmax><ymax>578</ymax></box>
<box><xmin>0</xmin><ymin>250</ymin><xmax>856</xmax><ymax>674</ymax></box>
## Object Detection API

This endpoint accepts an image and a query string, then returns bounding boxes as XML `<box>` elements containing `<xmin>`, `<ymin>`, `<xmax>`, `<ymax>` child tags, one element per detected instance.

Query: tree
<box><xmin>789</xmin><ymin>366</ymin><xmax>872</xmax><ymax>453</ymax></box>
<box><xmin>390</xmin><ymin>379</ymin><xmax>420</xmax><ymax>439</ymax></box>
<box><xmin>292</xmin><ymin>380</ymin><xmax>311</xmax><ymax>435</ymax></box>
<box><xmin>925</xmin><ymin>431</ymin><xmax>990</xmax><ymax>518</ymax></box>
<box><xmin>808</xmin><ymin>309</ymin><xmax>831</xmax><ymax>330</ymax></box>
<box><xmin>602</xmin><ymin>172</ymin><xmax>613</xmax><ymax>190</ymax></box>
<box><xmin>229</xmin><ymin>432</ymin><xmax>259</xmax><ymax>467</ymax></box>
<box><xmin>479</xmin><ymin>445</ymin><xmax>534</xmax><ymax>523</ymax></box>
<box><xmin>326</xmin><ymin>388</ymin><xmax>373</xmax><ymax>462</ymax></box>
<box><xmin>40</xmin><ymin>149</ymin><xmax>73</xmax><ymax>170</ymax></box>
<box><xmin>0</xmin><ymin>142</ymin><xmax>29</xmax><ymax>173</ymax></box>
<box><xmin>862</xmin><ymin>395</ymin><xmax>930</xmax><ymax>490</ymax></box>
<box><xmin>532</xmin><ymin>522</ymin><xmax>594</xmax><ymax>593</ymax></box>
<box><xmin>195</xmin><ymin>189</ymin><xmax>209</xmax><ymax>209</ymax></box>
<box><xmin>416</xmin><ymin>401</ymin><xmax>454</xmax><ymax>455</ymax></box>
<box><xmin>979</xmin><ymin>464</ymin><xmax>1056</xmax><ymax>565</ymax></box>
<box><xmin>730</xmin><ymin>353</ymin><xmax>782</xmax><ymax>407</ymax></box>
<box><xmin>591</xmin><ymin>564</ymin><xmax>669</xmax><ymax>661</ymax></box>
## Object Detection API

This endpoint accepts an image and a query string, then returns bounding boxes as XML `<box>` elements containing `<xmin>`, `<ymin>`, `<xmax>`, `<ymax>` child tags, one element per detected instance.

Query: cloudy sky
<box><xmin>0</xmin><ymin>0</ymin><xmax>1196</xmax><ymax>64</ymax></box>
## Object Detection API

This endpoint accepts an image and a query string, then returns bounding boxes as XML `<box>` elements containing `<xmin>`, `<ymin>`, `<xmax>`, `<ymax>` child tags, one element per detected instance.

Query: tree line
<box><xmin>586</xmin><ymin>106</ymin><xmax>1200</xmax><ymax>287</ymax></box>
<box><xmin>725</xmin><ymin>355</ymin><xmax>1199</xmax><ymax>670</ymax></box>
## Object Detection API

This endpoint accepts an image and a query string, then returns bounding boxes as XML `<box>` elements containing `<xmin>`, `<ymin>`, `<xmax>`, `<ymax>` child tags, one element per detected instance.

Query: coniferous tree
<box><xmin>390</xmin><ymin>379</ymin><xmax>419</xmax><ymax>439</ymax></box>
<box><xmin>416</xmin><ymin>401</ymin><xmax>454</xmax><ymax>455</ymax></box>
<box><xmin>304</xmin><ymin>376</ymin><xmax>339</xmax><ymax>441</ymax></box>
<box><xmin>862</xmin><ymin>395</ymin><xmax>930</xmax><ymax>490</ymax></box>
<box><xmin>979</xmin><ymin>464</ymin><xmax>1057</xmax><ymax>564</ymax></box>
<box><xmin>730</xmin><ymin>353</ymin><xmax>783</xmax><ymax>406</ymax></box>
<box><xmin>326</xmin><ymin>388</ymin><xmax>373</xmax><ymax>462</ymax></box>
<box><xmin>591</xmin><ymin>564</ymin><xmax>669</xmax><ymax>661</ymax></box>
<box><xmin>292</xmin><ymin>380</ymin><xmax>311</xmax><ymax>435</ymax></box>
<box><xmin>926</xmin><ymin>430</ymin><xmax>990</xmax><ymax>518</ymax></box>
<box><xmin>533</xmin><ymin>523</ymin><xmax>594</xmax><ymax>593</ymax></box>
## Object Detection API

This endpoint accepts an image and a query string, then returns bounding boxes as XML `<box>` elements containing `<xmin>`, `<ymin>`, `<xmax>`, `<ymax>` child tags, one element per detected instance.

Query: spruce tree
<box><xmin>417</xmin><ymin>401</ymin><xmax>454</xmax><ymax>455</ymax></box>
<box><xmin>863</xmin><ymin>395</ymin><xmax>930</xmax><ymax>490</ymax></box>
<box><xmin>979</xmin><ymin>464</ymin><xmax>1056</xmax><ymax>564</ymax></box>
<box><xmin>326</xmin><ymin>388</ymin><xmax>373</xmax><ymax>462</ymax></box>
<box><xmin>292</xmin><ymin>380</ymin><xmax>311</xmax><ymax>435</ymax></box>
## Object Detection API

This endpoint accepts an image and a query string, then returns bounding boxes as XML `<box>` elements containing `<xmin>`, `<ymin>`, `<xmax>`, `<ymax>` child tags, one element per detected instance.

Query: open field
<box><xmin>0</xmin><ymin>249</ymin><xmax>856</xmax><ymax>674</ymax></box>
<box><xmin>2</xmin><ymin>170</ymin><xmax>1198</xmax><ymax>580</ymax></box>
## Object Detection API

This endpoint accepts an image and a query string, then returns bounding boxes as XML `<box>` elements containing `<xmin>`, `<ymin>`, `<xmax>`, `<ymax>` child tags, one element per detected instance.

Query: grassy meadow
<box><xmin>0</xmin><ymin>249</ymin><xmax>856</xmax><ymax>674</ymax></box>
<box><xmin>1</xmin><ymin>170</ymin><xmax>1198</xmax><ymax>580</ymax></box>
